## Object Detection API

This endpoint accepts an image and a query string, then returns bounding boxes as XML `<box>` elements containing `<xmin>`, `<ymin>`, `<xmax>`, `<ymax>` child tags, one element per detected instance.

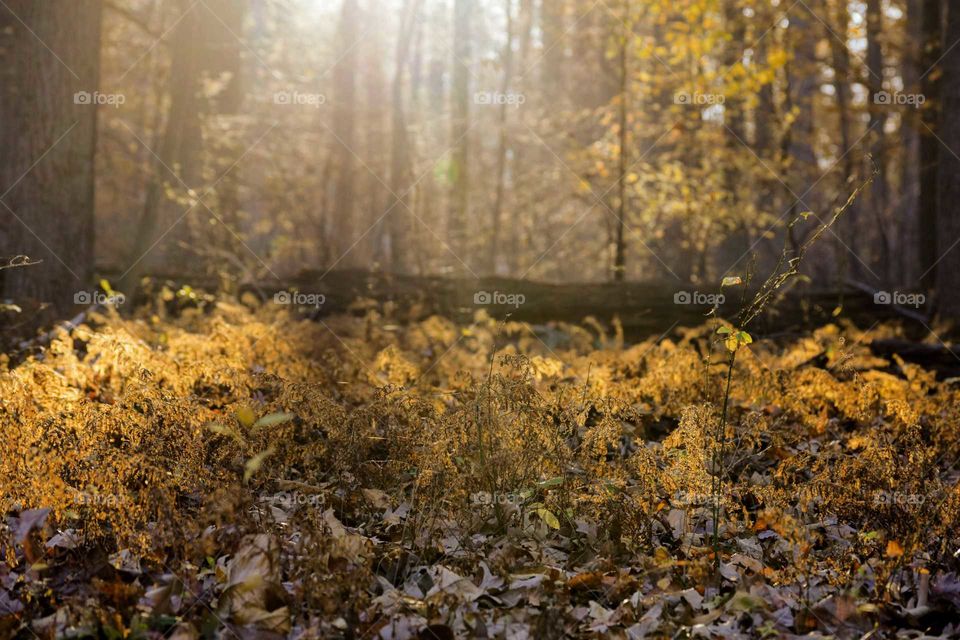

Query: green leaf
<box><xmin>535</xmin><ymin>508</ymin><xmax>561</xmax><ymax>530</ymax></box>
<box><xmin>243</xmin><ymin>446</ymin><xmax>276</xmax><ymax>484</ymax></box>
<box><xmin>205</xmin><ymin>422</ymin><xmax>245</xmax><ymax>445</ymax></box>
<box><xmin>717</xmin><ymin>326</ymin><xmax>732</xmax><ymax>335</ymax></box>
<box><xmin>252</xmin><ymin>412</ymin><xmax>296</xmax><ymax>430</ymax></box>
<box><xmin>235</xmin><ymin>405</ymin><xmax>256</xmax><ymax>429</ymax></box>
<box><xmin>537</xmin><ymin>476</ymin><xmax>564</xmax><ymax>489</ymax></box>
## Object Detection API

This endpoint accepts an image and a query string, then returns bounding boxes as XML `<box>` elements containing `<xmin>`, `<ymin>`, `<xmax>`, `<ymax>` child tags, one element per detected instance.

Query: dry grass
<box><xmin>1</xmin><ymin>298</ymin><xmax>958</xmax><ymax>638</ymax></box>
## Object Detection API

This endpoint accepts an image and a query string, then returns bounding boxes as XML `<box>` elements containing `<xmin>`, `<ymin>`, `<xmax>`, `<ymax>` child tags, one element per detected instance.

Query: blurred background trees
<box><xmin>3</xmin><ymin>0</ymin><xmax>960</xmax><ymax>316</ymax></box>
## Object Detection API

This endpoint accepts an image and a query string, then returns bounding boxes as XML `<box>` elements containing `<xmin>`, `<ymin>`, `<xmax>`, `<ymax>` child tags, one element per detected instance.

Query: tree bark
<box><xmin>936</xmin><ymin>1</ymin><xmax>960</xmax><ymax>318</ymax></box>
<box><xmin>612</xmin><ymin>0</ymin><xmax>630</xmax><ymax>282</ymax></box>
<box><xmin>0</xmin><ymin>0</ymin><xmax>102</xmax><ymax>317</ymax></box>
<box><xmin>448</xmin><ymin>0</ymin><xmax>472</xmax><ymax>271</ymax></box>
<box><xmin>329</xmin><ymin>0</ymin><xmax>360</xmax><ymax>266</ymax></box>
<box><xmin>919</xmin><ymin>0</ymin><xmax>942</xmax><ymax>293</ymax></box>
<box><xmin>488</xmin><ymin>0</ymin><xmax>515</xmax><ymax>276</ymax></box>
<box><xmin>865</xmin><ymin>0</ymin><xmax>891</xmax><ymax>281</ymax></box>
<box><xmin>121</xmin><ymin>0</ymin><xmax>203</xmax><ymax>294</ymax></box>
<box><xmin>387</xmin><ymin>0</ymin><xmax>422</xmax><ymax>273</ymax></box>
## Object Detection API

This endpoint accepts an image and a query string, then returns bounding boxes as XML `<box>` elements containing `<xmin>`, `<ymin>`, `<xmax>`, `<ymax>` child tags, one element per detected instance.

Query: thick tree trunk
<box><xmin>0</xmin><ymin>0</ymin><xmax>102</xmax><ymax>317</ymax></box>
<box><xmin>121</xmin><ymin>0</ymin><xmax>203</xmax><ymax>294</ymax></box>
<box><xmin>936</xmin><ymin>1</ymin><xmax>960</xmax><ymax>318</ymax></box>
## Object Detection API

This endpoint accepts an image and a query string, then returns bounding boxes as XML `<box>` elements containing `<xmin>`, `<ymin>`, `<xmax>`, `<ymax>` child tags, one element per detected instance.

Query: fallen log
<box><xmin>868</xmin><ymin>339</ymin><xmax>960</xmax><ymax>378</ymax></box>
<box><xmin>93</xmin><ymin>268</ymin><xmax>923</xmax><ymax>340</ymax></box>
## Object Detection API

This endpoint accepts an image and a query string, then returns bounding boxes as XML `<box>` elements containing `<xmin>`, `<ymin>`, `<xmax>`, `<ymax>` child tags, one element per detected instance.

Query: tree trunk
<box><xmin>612</xmin><ymin>0</ymin><xmax>629</xmax><ymax>282</ymax></box>
<box><xmin>387</xmin><ymin>0</ymin><xmax>422</xmax><ymax>273</ymax></box>
<box><xmin>448</xmin><ymin>0</ymin><xmax>472</xmax><ymax>271</ymax></box>
<box><xmin>919</xmin><ymin>0</ymin><xmax>942</xmax><ymax>292</ymax></box>
<box><xmin>827</xmin><ymin>0</ymin><xmax>860</xmax><ymax>281</ymax></box>
<box><xmin>329</xmin><ymin>0</ymin><xmax>360</xmax><ymax>266</ymax></box>
<box><xmin>865</xmin><ymin>0</ymin><xmax>891</xmax><ymax>281</ymax></box>
<box><xmin>121</xmin><ymin>0</ymin><xmax>203</xmax><ymax>294</ymax></box>
<box><xmin>0</xmin><ymin>0</ymin><xmax>102</xmax><ymax>317</ymax></box>
<box><xmin>488</xmin><ymin>0</ymin><xmax>515</xmax><ymax>276</ymax></box>
<box><xmin>936</xmin><ymin>1</ymin><xmax>960</xmax><ymax>318</ymax></box>
<box><xmin>900</xmin><ymin>0</ymin><xmax>923</xmax><ymax>285</ymax></box>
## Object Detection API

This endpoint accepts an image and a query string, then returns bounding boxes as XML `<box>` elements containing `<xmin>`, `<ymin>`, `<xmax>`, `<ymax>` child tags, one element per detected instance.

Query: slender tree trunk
<box><xmin>718</xmin><ymin>0</ymin><xmax>750</xmax><ymax>276</ymax></box>
<box><xmin>388</xmin><ymin>0</ymin><xmax>422</xmax><ymax>273</ymax></box>
<box><xmin>612</xmin><ymin>1</ymin><xmax>629</xmax><ymax>282</ymax></box>
<box><xmin>203</xmin><ymin>0</ymin><xmax>248</xmax><ymax>264</ymax></box>
<box><xmin>783</xmin><ymin>8</ymin><xmax>817</xmax><ymax>257</ymax></box>
<box><xmin>364</xmin><ymin>0</ymin><xmax>389</xmax><ymax>269</ymax></box>
<box><xmin>506</xmin><ymin>0</ymin><xmax>534</xmax><ymax>275</ymax></box>
<box><xmin>901</xmin><ymin>0</ymin><xmax>922</xmax><ymax>284</ymax></box>
<box><xmin>488</xmin><ymin>0</ymin><xmax>515</xmax><ymax>275</ymax></box>
<box><xmin>448</xmin><ymin>0</ymin><xmax>472</xmax><ymax>270</ymax></box>
<box><xmin>919</xmin><ymin>0</ymin><xmax>942</xmax><ymax>292</ymax></box>
<box><xmin>121</xmin><ymin>0</ymin><xmax>203</xmax><ymax>294</ymax></box>
<box><xmin>827</xmin><ymin>0</ymin><xmax>860</xmax><ymax>280</ymax></box>
<box><xmin>330</xmin><ymin>0</ymin><xmax>360</xmax><ymax>266</ymax></box>
<box><xmin>936</xmin><ymin>1</ymin><xmax>960</xmax><ymax>318</ymax></box>
<box><xmin>0</xmin><ymin>0</ymin><xmax>102</xmax><ymax>316</ymax></box>
<box><xmin>866</xmin><ymin>0</ymin><xmax>891</xmax><ymax>281</ymax></box>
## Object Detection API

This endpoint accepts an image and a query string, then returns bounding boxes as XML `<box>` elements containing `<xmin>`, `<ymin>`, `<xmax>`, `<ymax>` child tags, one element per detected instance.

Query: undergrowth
<box><xmin>0</xmin><ymin>299</ymin><xmax>958</xmax><ymax>637</ymax></box>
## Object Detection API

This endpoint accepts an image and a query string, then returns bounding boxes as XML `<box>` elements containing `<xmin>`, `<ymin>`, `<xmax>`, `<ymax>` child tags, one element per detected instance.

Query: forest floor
<box><xmin>1</xmin><ymin>292</ymin><xmax>959</xmax><ymax>639</ymax></box>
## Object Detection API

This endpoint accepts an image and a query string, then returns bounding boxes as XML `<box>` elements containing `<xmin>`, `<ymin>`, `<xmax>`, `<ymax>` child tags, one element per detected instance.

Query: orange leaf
<box><xmin>886</xmin><ymin>540</ymin><xmax>904</xmax><ymax>558</ymax></box>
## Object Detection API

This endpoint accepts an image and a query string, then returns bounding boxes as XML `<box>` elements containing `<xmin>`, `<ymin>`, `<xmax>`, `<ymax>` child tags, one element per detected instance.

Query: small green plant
<box><xmin>708</xmin><ymin>165</ymin><xmax>878</xmax><ymax>574</ymax></box>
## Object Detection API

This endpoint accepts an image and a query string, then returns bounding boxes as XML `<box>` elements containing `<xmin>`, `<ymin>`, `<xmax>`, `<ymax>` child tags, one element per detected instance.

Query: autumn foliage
<box><xmin>1</xmin><ymin>295</ymin><xmax>958</xmax><ymax>637</ymax></box>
